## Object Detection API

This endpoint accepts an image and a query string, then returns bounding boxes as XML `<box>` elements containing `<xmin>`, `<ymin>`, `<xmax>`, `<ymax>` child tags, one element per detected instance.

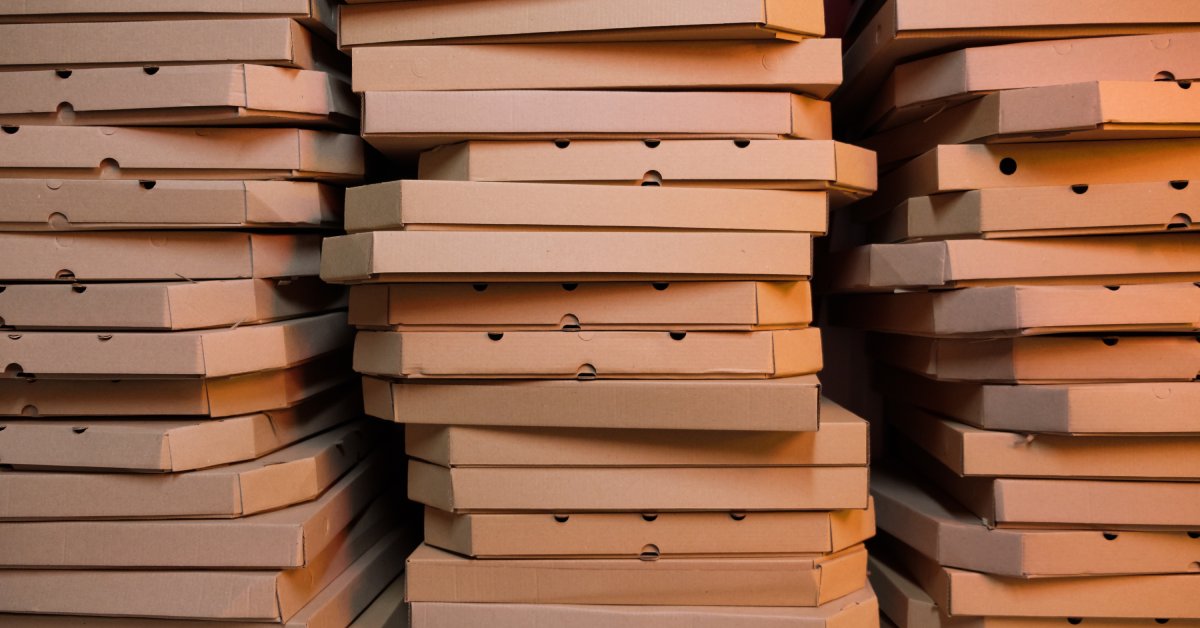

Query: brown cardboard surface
<box><xmin>878</xmin><ymin>368</ymin><xmax>1200</xmax><ymax>435</ymax></box>
<box><xmin>832</xmin><ymin>234</ymin><xmax>1200</xmax><ymax>291</ymax></box>
<box><xmin>409</xmin><ymin>460</ymin><xmax>869</xmax><ymax>512</ymax></box>
<box><xmin>406</xmin><ymin>397</ymin><xmax>865</xmax><ymax>466</ymax></box>
<box><xmin>874</xmin><ymin>183</ymin><xmax>1200</xmax><ymax>242</ymax></box>
<box><xmin>350</xmin><ymin>575</ymin><xmax>407</xmax><ymax>628</ymax></box>
<box><xmin>351</xmin><ymin>39</ymin><xmax>841</xmax><ymax>97</ymax></box>
<box><xmin>340</xmin><ymin>0</ymin><xmax>824</xmax><ymax>48</ymax></box>
<box><xmin>1</xmin><ymin>312</ymin><xmax>351</xmax><ymax>379</ymax></box>
<box><xmin>424</xmin><ymin>500</ymin><xmax>875</xmax><ymax>558</ymax></box>
<box><xmin>0</xmin><ymin>388</ymin><xmax>357</xmax><ymax>472</ymax></box>
<box><xmin>419</xmin><ymin>139</ymin><xmax>876</xmax><ymax>199</ymax></box>
<box><xmin>349</xmin><ymin>281</ymin><xmax>812</xmax><ymax>331</ymax></box>
<box><xmin>873</xmin><ymin>333</ymin><xmax>1200</xmax><ymax>383</ymax></box>
<box><xmin>410</xmin><ymin>585</ymin><xmax>879</xmax><ymax>627</ymax></box>
<box><xmin>343</xmin><ymin>179</ymin><xmax>827</xmax><ymax>235</ymax></box>
<box><xmin>354</xmin><ymin>328</ymin><xmax>823</xmax><ymax>379</ymax></box>
<box><xmin>834</xmin><ymin>284</ymin><xmax>1200</xmax><ymax>336</ymax></box>
<box><xmin>0</xmin><ymin>179</ymin><xmax>341</xmax><ymax>231</ymax></box>
<box><xmin>362</xmin><ymin>91</ymin><xmax>831</xmax><ymax>154</ymax></box>
<box><xmin>405</xmin><ymin>542</ymin><xmax>866</xmax><ymax>606</ymax></box>
<box><xmin>0</xmin><ymin>126</ymin><xmax>363</xmax><ymax>182</ymax></box>
<box><xmin>0</xmin><ymin>351</ymin><xmax>352</xmax><ymax>417</ymax></box>
<box><xmin>0</xmin><ymin>452</ymin><xmax>385</xmax><ymax>568</ymax></box>
<box><xmin>0</xmin><ymin>232</ymin><xmax>322</xmax><ymax>282</ymax></box>
<box><xmin>364</xmin><ymin>375</ymin><xmax>821</xmax><ymax>431</ymax></box>
<box><xmin>0</xmin><ymin>278</ymin><xmax>346</xmax><ymax>331</ymax></box>
<box><xmin>0</xmin><ymin>421</ymin><xmax>376</xmax><ymax>521</ymax></box>
<box><xmin>0</xmin><ymin>18</ymin><xmax>348</xmax><ymax>74</ymax></box>
<box><xmin>871</xmin><ymin>554</ymin><xmax>941</xmax><ymax>628</ymax></box>
<box><xmin>323</xmin><ymin>231</ymin><xmax>814</xmax><ymax>283</ymax></box>
<box><xmin>0</xmin><ymin>64</ymin><xmax>355</xmax><ymax>128</ymax></box>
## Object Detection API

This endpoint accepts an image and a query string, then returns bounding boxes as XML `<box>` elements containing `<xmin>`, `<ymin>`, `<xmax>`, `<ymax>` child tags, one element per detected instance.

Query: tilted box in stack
<box><xmin>0</xmin><ymin>2</ymin><xmax>414</xmax><ymax>625</ymax></box>
<box><xmin>325</xmin><ymin>0</ymin><xmax>882</xmax><ymax>624</ymax></box>
<box><xmin>827</xmin><ymin>1</ymin><xmax>1200</xmax><ymax>626</ymax></box>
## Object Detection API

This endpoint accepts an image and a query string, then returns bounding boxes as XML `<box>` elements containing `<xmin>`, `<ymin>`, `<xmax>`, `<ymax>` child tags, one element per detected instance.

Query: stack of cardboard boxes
<box><xmin>321</xmin><ymin>0</ymin><xmax>881</xmax><ymax>624</ymax></box>
<box><xmin>0</xmin><ymin>3</ymin><xmax>413</xmax><ymax>626</ymax></box>
<box><xmin>827</xmin><ymin>1</ymin><xmax>1200</xmax><ymax>626</ymax></box>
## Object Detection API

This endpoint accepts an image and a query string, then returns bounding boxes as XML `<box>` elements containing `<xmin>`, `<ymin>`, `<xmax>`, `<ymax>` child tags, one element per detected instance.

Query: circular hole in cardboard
<box><xmin>1156</xmin><ymin>620</ymin><xmax>1171</xmax><ymax>625</ymax></box>
<box><xmin>3</xmin><ymin>364</ymin><xmax>24</xmax><ymax>378</ymax></box>
<box><xmin>472</xmin><ymin>283</ymin><xmax>488</xmax><ymax>292</ymax></box>
<box><xmin>1156</xmin><ymin>71</ymin><xmax>1178</xmax><ymax>81</ymax></box>
<box><xmin>56</xmin><ymin>102</ymin><xmax>75</xmax><ymax>124</ymax></box>
<box><xmin>1181</xmin><ymin>81</ymin><xmax>1193</xmax><ymax>90</ymax></box>
<box><xmin>553</xmin><ymin>139</ymin><xmax>570</xmax><ymax>149</ymax></box>
<box><xmin>576</xmin><ymin>364</ymin><xmax>597</xmax><ymax>380</ymax></box>
<box><xmin>1104</xmin><ymin>286</ymin><xmax>1121</xmax><ymax>291</ymax></box>
<box><xmin>733</xmin><ymin>140</ymin><xmax>751</xmax><ymax>148</ymax></box>
<box><xmin>97</xmin><ymin>334</ymin><xmax>112</xmax><ymax>342</ymax></box>
<box><xmin>639</xmin><ymin>545</ymin><xmax>661</xmax><ymax>561</ymax></box>
<box><xmin>1168</xmin><ymin>213</ymin><xmax>1193</xmax><ymax>229</ymax></box>
<box><xmin>1187</xmin><ymin>531</ymin><xmax>1200</xmax><ymax>539</ymax></box>
<box><xmin>71</xmin><ymin>285</ymin><xmax>86</xmax><ymax>294</ymax></box>
<box><xmin>55</xmin><ymin>269</ymin><xmax>76</xmax><ymax>281</ymax></box>
<box><xmin>1</xmin><ymin>126</ymin><xmax>19</xmax><ymax>135</ymax></box>
<box><xmin>487</xmin><ymin>332</ymin><xmax>504</xmax><ymax>341</ymax></box>
<box><xmin>1102</xmin><ymin>532</ymin><xmax>1119</xmax><ymax>541</ymax></box>
<box><xmin>139</xmin><ymin>180</ymin><xmax>157</xmax><ymax>190</ymax></box>
<box><xmin>651</xmin><ymin>282</ymin><xmax>670</xmax><ymax>291</ymax></box>
<box><xmin>55</xmin><ymin>69</ymin><xmax>72</xmax><ymax>79</ymax></box>
<box><xmin>640</xmin><ymin>170</ymin><xmax>663</xmax><ymax>187</ymax></box>
<box><xmin>72</xmin><ymin>426</ymin><xmax>88</xmax><ymax>434</ymax></box>
<box><xmin>643</xmin><ymin>140</ymin><xmax>661</xmax><ymax>148</ymax></box>
<box><xmin>1071</xmin><ymin>184</ymin><xmax>1088</xmax><ymax>194</ymax></box>
<box><xmin>553</xmin><ymin>514</ymin><xmax>569</xmax><ymax>523</ymax></box>
<box><xmin>561</xmin><ymin>283</ymin><xmax>578</xmax><ymax>292</ymax></box>
<box><xmin>999</xmin><ymin>158</ymin><xmax>1018</xmax><ymax>175</ymax></box>
<box><xmin>669</xmin><ymin>331</ymin><xmax>687</xmax><ymax>341</ymax></box>
<box><xmin>143</xmin><ymin>66</ymin><xmax>160</xmax><ymax>75</ymax></box>
<box><xmin>1171</xmin><ymin>180</ymin><xmax>1190</xmax><ymax>190</ymax></box>
<box><xmin>1067</xmin><ymin>619</ymin><xmax>1083</xmax><ymax>625</ymax></box>
<box><xmin>641</xmin><ymin>513</ymin><xmax>659</xmax><ymax>522</ymax></box>
<box><xmin>729</xmin><ymin>512</ymin><xmax>747</xmax><ymax>521</ymax></box>
<box><xmin>1101</xmin><ymin>337</ymin><xmax>1119</xmax><ymax>347</ymax></box>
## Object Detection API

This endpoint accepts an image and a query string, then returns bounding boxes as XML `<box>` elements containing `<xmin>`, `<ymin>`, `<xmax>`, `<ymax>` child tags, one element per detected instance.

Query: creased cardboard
<box><xmin>351</xmin><ymin>40</ymin><xmax>842</xmax><ymax>97</ymax></box>
<box><xmin>354</xmin><ymin>328</ymin><xmax>823</xmax><ymax>379</ymax></box>
<box><xmin>364</xmin><ymin>375</ymin><xmax>821</xmax><ymax>431</ymax></box>
<box><xmin>340</xmin><ymin>0</ymin><xmax>825</xmax><ymax>48</ymax></box>
<box><xmin>322</xmin><ymin>231</ymin><xmax>814</xmax><ymax>283</ymax></box>
<box><xmin>0</xmin><ymin>312</ymin><xmax>351</xmax><ymax>379</ymax></box>
<box><xmin>404</xmin><ymin>542</ymin><xmax>866</xmax><ymax>607</ymax></box>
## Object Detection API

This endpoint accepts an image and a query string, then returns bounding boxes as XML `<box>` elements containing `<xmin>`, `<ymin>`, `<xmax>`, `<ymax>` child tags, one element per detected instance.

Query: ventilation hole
<box><xmin>1192</xmin><ymin>561</ymin><xmax>1200</xmax><ymax>572</ymax></box>
<box><xmin>669</xmin><ymin>331</ymin><xmax>687</xmax><ymax>341</ymax></box>
<box><xmin>554</xmin><ymin>140</ymin><xmax>570</xmax><ymax>149</ymax></box>
<box><xmin>3</xmin><ymin>364</ymin><xmax>24</xmax><ymax>378</ymax></box>
<box><xmin>139</xmin><ymin>180</ymin><xmax>156</xmax><ymax>190</ymax></box>
<box><xmin>143</xmin><ymin>66</ymin><xmax>160</xmax><ymax>75</ymax></box>
<box><xmin>651</xmin><ymin>282</ymin><xmax>669</xmax><ymax>291</ymax></box>
<box><xmin>1067</xmin><ymin>619</ymin><xmax>1083</xmax><ymax>626</ymax></box>
<box><xmin>1103</xmin><ymin>532</ymin><xmax>1119</xmax><ymax>541</ymax></box>
<box><xmin>999</xmin><ymin>158</ymin><xmax>1018</xmax><ymax>175</ymax></box>
<box><xmin>1181</xmin><ymin>81</ymin><xmax>1193</xmax><ymax>90</ymax></box>
<box><xmin>20</xmin><ymin>405</ymin><xmax>37</xmax><ymax>417</ymax></box>
<box><xmin>1071</xmin><ymin>184</ymin><xmax>1089</xmax><ymax>194</ymax></box>
<box><xmin>733</xmin><ymin>140</ymin><xmax>751</xmax><ymax>148</ymax></box>
<box><xmin>1168</xmin><ymin>213</ymin><xmax>1192</xmax><ymax>229</ymax></box>
<box><xmin>472</xmin><ymin>283</ymin><xmax>488</xmax><ymax>292</ymax></box>
<box><xmin>553</xmin><ymin>514</ymin><xmax>569</xmax><ymax>523</ymax></box>
<box><xmin>576</xmin><ymin>364</ymin><xmax>597</xmax><ymax>380</ymax></box>
<box><xmin>1101</xmin><ymin>337</ymin><xmax>1119</xmax><ymax>347</ymax></box>
<box><xmin>639</xmin><ymin>544</ymin><xmax>661</xmax><ymax>561</ymax></box>
<box><xmin>640</xmin><ymin>170</ymin><xmax>663</xmax><ymax>187</ymax></box>
<box><xmin>0</xmin><ymin>286</ymin><xmax>5</xmax><ymax>293</ymax></box>
<box><xmin>1</xmin><ymin>126</ymin><xmax>18</xmax><ymax>135</ymax></box>
<box><xmin>643</xmin><ymin>140</ymin><xmax>661</xmax><ymax>148</ymax></box>
<box><xmin>1156</xmin><ymin>620</ymin><xmax>1171</xmax><ymax>625</ymax></box>
<box><xmin>561</xmin><ymin>283</ymin><xmax>578</xmax><ymax>292</ymax></box>
<box><xmin>1104</xmin><ymin>286</ymin><xmax>1120</xmax><ymax>291</ymax></box>
<box><xmin>96</xmin><ymin>334</ymin><xmax>112</xmax><ymax>342</ymax></box>
<box><xmin>1188</xmin><ymin>531</ymin><xmax>1200</xmax><ymax>539</ymax></box>
<box><xmin>72</xmin><ymin>427</ymin><xmax>87</xmax><ymax>434</ymax></box>
<box><xmin>487</xmin><ymin>332</ymin><xmax>504</xmax><ymax>341</ymax></box>
<box><xmin>559</xmin><ymin>314</ymin><xmax>581</xmax><ymax>331</ymax></box>
<box><xmin>641</xmin><ymin>513</ymin><xmax>659</xmax><ymax>522</ymax></box>
<box><xmin>1171</xmin><ymin>180</ymin><xmax>1190</xmax><ymax>190</ymax></box>
<box><xmin>0</xmin><ymin>425</ymin><xmax>5</xmax><ymax>431</ymax></box>
<box><xmin>56</xmin><ymin>270</ymin><xmax>76</xmax><ymax>281</ymax></box>
<box><xmin>55</xmin><ymin>69</ymin><xmax>72</xmax><ymax>79</ymax></box>
<box><xmin>729</xmin><ymin>512</ymin><xmax>747</xmax><ymax>521</ymax></box>
<box><xmin>7</xmin><ymin>334</ymin><xmax>20</xmax><ymax>340</ymax></box>
<box><xmin>1156</xmin><ymin>71</ymin><xmax>1178</xmax><ymax>82</ymax></box>
<box><xmin>71</xmin><ymin>285</ymin><xmax>86</xmax><ymax>294</ymax></box>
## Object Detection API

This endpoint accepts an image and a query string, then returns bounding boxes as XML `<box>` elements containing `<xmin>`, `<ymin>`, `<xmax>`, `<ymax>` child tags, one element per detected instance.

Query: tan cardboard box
<box><xmin>0</xmin><ymin>126</ymin><xmax>363</xmax><ymax>182</ymax></box>
<box><xmin>424</xmin><ymin>500</ymin><xmax>874</xmax><ymax>558</ymax></box>
<box><xmin>0</xmin><ymin>278</ymin><xmax>346</xmax><ymax>331</ymax></box>
<box><xmin>343</xmin><ymin>179</ymin><xmax>827</xmax><ymax>234</ymax></box>
<box><xmin>362</xmin><ymin>91</ymin><xmax>831</xmax><ymax>154</ymax></box>
<box><xmin>405</xmin><ymin>398</ymin><xmax>865</xmax><ymax>466</ymax></box>
<box><xmin>0</xmin><ymin>179</ymin><xmax>341</xmax><ymax>231</ymax></box>
<box><xmin>322</xmin><ymin>231</ymin><xmax>814</xmax><ymax>284</ymax></box>
<box><xmin>878</xmin><ymin>368</ymin><xmax>1200</xmax><ymax>434</ymax></box>
<box><xmin>0</xmin><ymin>352</ymin><xmax>351</xmax><ymax>418</ymax></box>
<box><xmin>364</xmin><ymin>375</ymin><xmax>821</xmax><ymax>431</ymax></box>
<box><xmin>350</xmin><ymin>574</ymin><xmax>406</xmax><ymax>628</ymax></box>
<box><xmin>409</xmin><ymin>460</ymin><xmax>869</xmax><ymax>512</ymax></box>
<box><xmin>0</xmin><ymin>232</ymin><xmax>322</xmax><ymax>282</ymax></box>
<box><xmin>419</xmin><ymin>139</ymin><xmax>877</xmax><ymax>199</ymax></box>
<box><xmin>354</xmin><ymin>328</ymin><xmax>823</xmax><ymax>379</ymax></box>
<box><xmin>349</xmin><ymin>281</ymin><xmax>812</xmax><ymax>331</ymax></box>
<box><xmin>0</xmin><ymin>388</ymin><xmax>356</xmax><ymax>472</ymax></box>
<box><xmin>351</xmin><ymin>40</ymin><xmax>842</xmax><ymax>97</ymax></box>
<box><xmin>873</xmin><ymin>333</ymin><xmax>1200</xmax><ymax>383</ymax></box>
<box><xmin>0</xmin><ymin>421</ymin><xmax>376</xmax><ymax>521</ymax></box>
<box><xmin>833</xmin><ymin>284</ymin><xmax>1200</xmax><ymax>336</ymax></box>
<box><xmin>0</xmin><ymin>18</ymin><xmax>347</xmax><ymax>74</ymax></box>
<box><xmin>832</xmin><ymin>234</ymin><xmax>1200</xmax><ymax>291</ymax></box>
<box><xmin>405</xmin><ymin>542</ymin><xmax>866</xmax><ymax>607</ymax></box>
<box><xmin>874</xmin><ymin>183</ymin><xmax>1200</xmax><ymax>242</ymax></box>
<box><xmin>1</xmin><ymin>312</ymin><xmax>351</xmax><ymax>379</ymax></box>
<box><xmin>410</xmin><ymin>585</ymin><xmax>879</xmax><ymax>627</ymax></box>
<box><xmin>340</xmin><ymin>0</ymin><xmax>825</xmax><ymax>48</ymax></box>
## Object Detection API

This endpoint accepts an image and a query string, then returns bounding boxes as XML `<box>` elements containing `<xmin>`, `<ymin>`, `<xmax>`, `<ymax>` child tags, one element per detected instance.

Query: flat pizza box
<box><xmin>351</xmin><ymin>39</ymin><xmax>842</xmax><ymax>97</ymax></box>
<box><xmin>0</xmin><ymin>388</ymin><xmax>357</xmax><ymax>472</ymax></box>
<box><xmin>354</xmin><ymin>328</ymin><xmax>823</xmax><ymax>380</ymax></box>
<box><xmin>409</xmin><ymin>460</ymin><xmax>869</xmax><ymax>512</ymax></box>
<box><xmin>0</xmin><ymin>18</ymin><xmax>347</xmax><ymax>74</ymax></box>
<box><xmin>0</xmin><ymin>452</ymin><xmax>386</xmax><ymax>568</ymax></box>
<box><xmin>833</xmin><ymin>284</ymin><xmax>1200</xmax><ymax>336</ymax></box>
<box><xmin>832</xmin><ymin>234</ymin><xmax>1200</xmax><ymax>291</ymax></box>
<box><xmin>0</xmin><ymin>126</ymin><xmax>363</xmax><ymax>182</ymax></box>
<box><xmin>322</xmin><ymin>231</ymin><xmax>814</xmax><ymax>284</ymax></box>
<box><xmin>349</xmin><ymin>574</ymin><xmax>406</xmax><ymax>628</ymax></box>
<box><xmin>343</xmin><ymin>179</ymin><xmax>827</xmax><ymax>235</ymax></box>
<box><xmin>1</xmin><ymin>311</ymin><xmax>351</xmax><ymax>379</ymax></box>
<box><xmin>0</xmin><ymin>351</ymin><xmax>351</xmax><ymax>418</ymax></box>
<box><xmin>419</xmin><ymin>139</ymin><xmax>877</xmax><ymax>200</ymax></box>
<box><xmin>404</xmin><ymin>542</ymin><xmax>866</xmax><ymax>607</ymax></box>
<box><xmin>0</xmin><ymin>278</ymin><xmax>346</xmax><ymax>331</ymax></box>
<box><xmin>405</xmin><ymin>398</ymin><xmax>866</xmax><ymax>466</ymax></box>
<box><xmin>0</xmin><ymin>64</ymin><xmax>355</xmax><ymax>129</ymax></box>
<box><xmin>0</xmin><ymin>232</ymin><xmax>322</xmax><ymax>282</ymax></box>
<box><xmin>362</xmin><ymin>91</ymin><xmax>831</xmax><ymax>154</ymax></box>
<box><xmin>874</xmin><ymin>182</ymin><xmax>1200</xmax><ymax>242</ymax></box>
<box><xmin>348</xmin><ymin>281</ymin><xmax>813</xmax><ymax>331</ymax></box>
<box><xmin>873</xmin><ymin>333</ymin><xmax>1200</xmax><ymax>383</ymax></box>
<box><xmin>878</xmin><ymin>368</ymin><xmax>1200</xmax><ymax>435</ymax></box>
<box><xmin>363</xmin><ymin>375</ymin><xmax>821</xmax><ymax>431</ymax></box>
<box><xmin>0</xmin><ymin>421</ymin><xmax>377</xmax><ymax>521</ymax></box>
<box><xmin>0</xmin><ymin>179</ymin><xmax>341</xmax><ymax>231</ymax></box>
<box><xmin>423</xmin><ymin>500</ymin><xmax>875</xmax><ymax>558</ymax></box>
<box><xmin>340</xmin><ymin>0</ymin><xmax>825</xmax><ymax>48</ymax></box>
